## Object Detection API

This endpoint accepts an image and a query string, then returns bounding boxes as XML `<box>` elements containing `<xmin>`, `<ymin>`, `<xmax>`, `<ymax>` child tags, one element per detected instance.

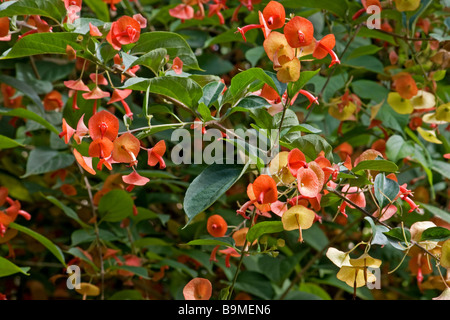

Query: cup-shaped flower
<box><xmin>269</xmin><ymin>151</ymin><xmax>296</xmax><ymax>184</ymax></box>
<box><xmin>313</xmin><ymin>34</ymin><xmax>340</xmax><ymax>67</ymax></box>
<box><xmin>122</xmin><ymin>170</ymin><xmax>150</xmax><ymax>192</ymax></box>
<box><xmin>281</xmin><ymin>205</ymin><xmax>316</xmax><ymax>242</ymax></box>
<box><xmin>64</xmin><ymin>79</ymin><xmax>90</xmax><ymax>111</ymax></box>
<box><xmin>59</xmin><ymin>118</ymin><xmax>75</xmax><ymax>144</ymax></box>
<box><xmin>172</xmin><ymin>57</ymin><xmax>183</xmax><ymax>75</ymax></box>
<box><xmin>297</xmin><ymin>167</ymin><xmax>321</xmax><ymax>198</ymax></box>
<box><xmin>276</xmin><ymin>57</ymin><xmax>301</xmax><ymax>83</ymax></box>
<box><xmin>89</xmin><ymin>137</ymin><xmax>114</xmax><ymax>160</ymax></box>
<box><xmin>263</xmin><ymin>31</ymin><xmax>295</xmax><ymax>69</ymax></box>
<box><xmin>183</xmin><ymin>278</ymin><xmax>212</xmax><ymax>300</ymax></box>
<box><xmin>287</xmin><ymin>148</ymin><xmax>307</xmax><ymax>177</ymax></box>
<box><xmin>73</xmin><ymin>148</ymin><xmax>96</xmax><ymax>175</ymax></box>
<box><xmin>88</xmin><ymin>110</ymin><xmax>119</xmax><ymax>141</ymax></box>
<box><xmin>262</xmin><ymin>1</ymin><xmax>286</xmax><ymax>30</ymax></box>
<box><xmin>108</xmin><ymin>89</ymin><xmax>133</xmax><ymax>119</ymax></box>
<box><xmin>106</xmin><ymin>16</ymin><xmax>141</xmax><ymax>50</ymax></box>
<box><xmin>338</xmin><ymin>185</ymin><xmax>366</xmax><ymax>217</ymax></box>
<box><xmin>411</xmin><ymin>90</ymin><xmax>436</xmax><ymax>110</ymax></box>
<box><xmin>251</xmin><ymin>175</ymin><xmax>278</xmax><ymax>205</ymax></box>
<box><xmin>169</xmin><ymin>4</ymin><xmax>195</xmax><ymax>22</ymax></box>
<box><xmin>207</xmin><ymin>214</ymin><xmax>228</xmax><ymax>237</ymax></box>
<box><xmin>336</xmin><ymin>253</ymin><xmax>382</xmax><ymax>288</ymax></box>
<box><xmin>392</xmin><ymin>72</ymin><xmax>418</xmax><ymax>100</ymax></box>
<box><xmin>147</xmin><ymin>140</ymin><xmax>166</xmax><ymax>169</ymax></box>
<box><xmin>394</xmin><ymin>0</ymin><xmax>420</xmax><ymax>12</ymax></box>
<box><xmin>284</xmin><ymin>16</ymin><xmax>314</xmax><ymax>49</ymax></box>
<box><xmin>112</xmin><ymin>132</ymin><xmax>141</xmax><ymax>166</ymax></box>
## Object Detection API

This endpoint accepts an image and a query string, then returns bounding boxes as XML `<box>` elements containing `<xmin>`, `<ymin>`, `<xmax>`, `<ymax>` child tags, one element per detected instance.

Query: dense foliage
<box><xmin>0</xmin><ymin>0</ymin><xmax>449</xmax><ymax>301</ymax></box>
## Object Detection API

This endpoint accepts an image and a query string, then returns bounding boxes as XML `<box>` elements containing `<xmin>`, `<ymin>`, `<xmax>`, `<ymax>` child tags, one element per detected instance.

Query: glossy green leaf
<box><xmin>132</xmin><ymin>32</ymin><xmax>200</xmax><ymax>70</ymax></box>
<box><xmin>373</xmin><ymin>173</ymin><xmax>400</xmax><ymax>209</ymax></box>
<box><xmin>0</xmin><ymin>256</ymin><xmax>30</xmax><ymax>278</ymax></box>
<box><xmin>246</xmin><ymin>221</ymin><xmax>284</xmax><ymax>243</ymax></box>
<box><xmin>287</xmin><ymin>69</ymin><xmax>320</xmax><ymax>98</ymax></box>
<box><xmin>10</xmin><ymin>222</ymin><xmax>66</xmax><ymax>266</ymax></box>
<box><xmin>0</xmin><ymin>0</ymin><xmax>66</xmax><ymax>22</ymax></box>
<box><xmin>98</xmin><ymin>189</ymin><xmax>134</xmax><ymax>222</ymax></box>
<box><xmin>0</xmin><ymin>135</ymin><xmax>24</xmax><ymax>150</ymax></box>
<box><xmin>183</xmin><ymin>164</ymin><xmax>247</xmax><ymax>225</ymax></box>
<box><xmin>22</xmin><ymin>148</ymin><xmax>74</xmax><ymax>178</ymax></box>
<box><xmin>352</xmin><ymin>159</ymin><xmax>398</xmax><ymax>173</ymax></box>
<box><xmin>420</xmin><ymin>227</ymin><xmax>450</xmax><ymax>242</ymax></box>
<box><xmin>187</xmin><ymin>237</ymin><xmax>236</xmax><ymax>248</ymax></box>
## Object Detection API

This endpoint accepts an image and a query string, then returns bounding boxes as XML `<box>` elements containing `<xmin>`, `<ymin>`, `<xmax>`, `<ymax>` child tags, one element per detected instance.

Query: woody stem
<box><xmin>227</xmin><ymin>207</ymin><xmax>257</xmax><ymax>300</ymax></box>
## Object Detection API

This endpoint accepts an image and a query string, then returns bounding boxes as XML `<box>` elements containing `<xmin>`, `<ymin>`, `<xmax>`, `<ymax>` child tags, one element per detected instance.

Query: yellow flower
<box><xmin>387</xmin><ymin>92</ymin><xmax>413</xmax><ymax>114</ymax></box>
<box><xmin>281</xmin><ymin>205</ymin><xmax>315</xmax><ymax>242</ymax></box>
<box><xmin>417</xmin><ymin>127</ymin><xmax>442</xmax><ymax>145</ymax></box>
<box><xmin>336</xmin><ymin>253</ymin><xmax>382</xmax><ymax>288</ymax></box>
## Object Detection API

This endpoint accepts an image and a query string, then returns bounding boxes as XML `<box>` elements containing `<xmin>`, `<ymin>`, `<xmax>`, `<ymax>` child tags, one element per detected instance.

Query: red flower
<box><xmin>59</xmin><ymin>118</ymin><xmax>76</xmax><ymax>144</ymax></box>
<box><xmin>122</xmin><ymin>170</ymin><xmax>150</xmax><ymax>192</ymax></box>
<box><xmin>183</xmin><ymin>278</ymin><xmax>212</xmax><ymax>300</ymax></box>
<box><xmin>172</xmin><ymin>57</ymin><xmax>183</xmax><ymax>75</ymax></box>
<box><xmin>89</xmin><ymin>23</ymin><xmax>102</xmax><ymax>36</ymax></box>
<box><xmin>43</xmin><ymin>90</ymin><xmax>63</xmax><ymax>111</ymax></box>
<box><xmin>207</xmin><ymin>214</ymin><xmax>228</xmax><ymax>237</ymax></box>
<box><xmin>284</xmin><ymin>16</ymin><xmax>314</xmax><ymax>48</ymax></box>
<box><xmin>147</xmin><ymin>140</ymin><xmax>166</xmax><ymax>169</ymax></box>
<box><xmin>88</xmin><ymin>110</ymin><xmax>119</xmax><ymax>142</ymax></box>
<box><xmin>106</xmin><ymin>16</ymin><xmax>141</xmax><ymax>50</ymax></box>
<box><xmin>108</xmin><ymin>89</ymin><xmax>133</xmax><ymax>119</ymax></box>
<box><xmin>64</xmin><ymin>79</ymin><xmax>90</xmax><ymax>110</ymax></box>
<box><xmin>313</xmin><ymin>34</ymin><xmax>340</xmax><ymax>68</ymax></box>
<box><xmin>252</xmin><ymin>175</ymin><xmax>278</xmax><ymax>205</ymax></box>
<box><xmin>112</xmin><ymin>132</ymin><xmax>140</xmax><ymax>166</ymax></box>
<box><xmin>169</xmin><ymin>4</ymin><xmax>195</xmax><ymax>22</ymax></box>
<box><xmin>262</xmin><ymin>1</ymin><xmax>286</xmax><ymax>30</ymax></box>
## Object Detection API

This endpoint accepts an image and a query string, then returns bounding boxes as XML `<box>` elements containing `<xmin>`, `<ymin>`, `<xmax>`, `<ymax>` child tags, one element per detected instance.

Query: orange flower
<box><xmin>60</xmin><ymin>184</ymin><xmax>77</xmax><ymax>196</ymax></box>
<box><xmin>262</xmin><ymin>1</ymin><xmax>286</xmax><ymax>30</ymax></box>
<box><xmin>183</xmin><ymin>278</ymin><xmax>212</xmax><ymax>300</ymax></box>
<box><xmin>207</xmin><ymin>214</ymin><xmax>228</xmax><ymax>237</ymax></box>
<box><xmin>284</xmin><ymin>16</ymin><xmax>314</xmax><ymax>48</ymax></box>
<box><xmin>251</xmin><ymin>175</ymin><xmax>278</xmax><ymax>205</ymax></box>
<box><xmin>106</xmin><ymin>16</ymin><xmax>141</xmax><ymax>50</ymax></box>
<box><xmin>102</xmin><ymin>0</ymin><xmax>121</xmax><ymax>11</ymax></box>
<box><xmin>263</xmin><ymin>31</ymin><xmax>295</xmax><ymax>69</ymax></box>
<box><xmin>147</xmin><ymin>140</ymin><xmax>166</xmax><ymax>169</ymax></box>
<box><xmin>287</xmin><ymin>148</ymin><xmax>307</xmax><ymax>177</ymax></box>
<box><xmin>88</xmin><ymin>110</ymin><xmax>119</xmax><ymax>142</ymax></box>
<box><xmin>392</xmin><ymin>72</ymin><xmax>418</xmax><ymax>100</ymax></box>
<box><xmin>1</xmin><ymin>84</ymin><xmax>23</xmax><ymax>109</ymax></box>
<box><xmin>107</xmin><ymin>89</ymin><xmax>133</xmax><ymax>119</ymax></box>
<box><xmin>59</xmin><ymin>118</ymin><xmax>76</xmax><ymax>144</ymax></box>
<box><xmin>82</xmin><ymin>86</ymin><xmax>110</xmax><ymax>114</ymax></box>
<box><xmin>169</xmin><ymin>4</ymin><xmax>195</xmax><ymax>22</ymax></box>
<box><xmin>43</xmin><ymin>90</ymin><xmax>63</xmax><ymax>111</ymax></box>
<box><xmin>112</xmin><ymin>133</ymin><xmax>140</xmax><ymax>166</ymax></box>
<box><xmin>89</xmin><ymin>137</ymin><xmax>114</xmax><ymax>160</ymax></box>
<box><xmin>64</xmin><ymin>79</ymin><xmax>90</xmax><ymax>111</ymax></box>
<box><xmin>172</xmin><ymin>57</ymin><xmax>183</xmax><ymax>75</ymax></box>
<box><xmin>338</xmin><ymin>185</ymin><xmax>366</xmax><ymax>217</ymax></box>
<box><xmin>73</xmin><ymin>149</ymin><xmax>96</xmax><ymax>175</ymax></box>
<box><xmin>236</xmin><ymin>11</ymin><xmax>271</xmax><ymax>42</ymax></box>
<box><xmin>297</xmin><ymin>167</ymin><xmax>321</xmax><ymax>198</ymax></box>
<box><xmin>122</xmin><ymin>170</ymin><xmax>150</xmax><ymax>192</ymax></box>
<box><xmin>89</xmin><ymin>23</ymin><xmax>102</xmax><ymax>36</ymax></box>
<box><xmin>313</xmin><ymin>34</ymin><xmax>340</xmax><ymax>67</ymax></box>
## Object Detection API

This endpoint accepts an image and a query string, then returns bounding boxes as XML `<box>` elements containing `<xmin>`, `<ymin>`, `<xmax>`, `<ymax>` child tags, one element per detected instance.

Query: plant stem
<box><xmin>227</xmin><ymin>208</ymin><xmax>257</xmax><ymax>300</ymax></box>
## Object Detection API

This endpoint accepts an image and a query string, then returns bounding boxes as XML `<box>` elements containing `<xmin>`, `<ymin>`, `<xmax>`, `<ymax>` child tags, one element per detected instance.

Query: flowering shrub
<box><xmin>0</xmin><ymin>0</ymin><xmax>449</xmax><ymax>301</ymax></box>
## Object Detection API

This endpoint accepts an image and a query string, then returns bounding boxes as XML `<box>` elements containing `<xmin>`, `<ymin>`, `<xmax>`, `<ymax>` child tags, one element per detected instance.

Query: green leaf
<box><xmin>346</xmin><ymin>45</ymin><xmax>382</xmax><ymax>60</ymax></box>
<box><xmin>246</xmin><ymin>221</ymin><xmax>284</xmax><ymax>243</ymax></box>
<box><xmin>133</xmin><ymin>237</ymin><xmax>172</xmax><ymax>248</ymax></box>
<box><xmin>419</xmin><ymin>203</ymin><xmax>450</xmax><ymax>224</ymax></box>
<box><xmin>384</xmin><ymin>227</ymin><xmax>411</xmax><ymax>245</ymax></box>
<box><xmin>183</xmin><ymin>164</ymin><xmax>247</xmax><ymax>225</ymax></box>
<box><xmin>66</xmin><ymin>247</ymin><xmax>98</xmax><ymax>271</ymax></box>
<box><xmin>131</xmin><ymin>48</ymin><xmax>168</xmax><ymax>75</ymax></box>
<box><xmin>287</xmin><ymin>69</ymin><xmax>320</xmax><ymax>98</ymax></box>
<box><xmin>226</xmin><ymin>95</ymin><xmax>271</xmax><ymax>117</ymax></box>
<box><xmin>0</xmin><ymin>0</ymin><xmax>66</xmax><ymax>22</ymax></box>
<box><xmin>199</xmin><ymin>81</ymin><xmax>225</xmax><ymax>107</ymax></box>
<box><xmin>223</xmin><ymin>68</ymin><xmax>281</xmax><ymax>105</ymax></box>
<box><xmin>386</xmin><ymin>135</ymin><xmax>415</xmax><ymax>162</ymax></box>
<box><xmin>343</xmin><ymin>56</ymin><xmax>384</xmax><ymax>74</ymax></box>
<box><xmin>234</xmin><ymin>271</ymin><xmax>274</xmax><ymax>300</ymax></box>
<box><xmin>187</xmin><ymin>237</ymin><xmax>236</xmax><ymax>248</ymax></box>
<box><xmin>0</xmin><ymin>135</ymin><xmax>24</xmax><ymax>150</ymax></box>
<box><xmin>351</xmin><ymin>80</ymin><xmax>388</xmax><ymax>104</ymax></box>
<box><xmin>22</xmin><ymin>148</ymin><xmax>74</xmax><ymax>178</ymax></box>
<box><xmin>9</xmin><ymin>222</ymin><xmax>66</xmax><ymax>266</ymax></box>
<box><xmin>364</xmin><ymin>216</ymin><xmax>390</xmax><ymax>246</ymax></box>
<box><xmin>45</xmin><ymin>196</ymin><xmax>91</xmax><ymax>229</ymax></box>
<box><xmin>283</xmin><ymin>134</ymin><xmax>333</xmax><ymax>162</ymax></box>
<box><xmin>245</xmin><ymin>46</ymin><xmax>265</xmax><ymax>67</ymax></box>
<box><xmin>0</xmin><ymin>256</ymin><xmax>30</xmax><ymax>278</ymax></box>
<box><xmin>373</xmin><ymin>173</ymin><xmax>400</xmax><ymax>209</ymax></box>
<box><xmin>83</xmin><ymin>0</ymin><xmax>110</xmax><ymax>22</ymax></box>
<box><xmin>352</xmin><ymin>159</ymin><xmax>398</xmax><ymax>173</ymax></box>
<box><xmin>1</xmin><ymin>33</ymin><xmax>92</xmax><ymax>61</ymax></box>
<box><xmin>432</xmin><ymin>160</ymin><xmax>450</xmax><ymax>180</ymax></box>
<box><xmin>122</xmin><ymin>76</ymin><xmax>203</xmax><ymax>110</ymax></box>
<box><xmin>98</xmin><ymin>189</ymin><xmax>134</xmax><ymax>222</ymax></box>
<box><xmin>132</xmin><ymin>32</ymin><xmax>200</xmax><ymax>70</ymax></box>
<box><xmin>421</xmin><ymin>227</ymin><xmax>450</xmax><ymax>242</ymax></box>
